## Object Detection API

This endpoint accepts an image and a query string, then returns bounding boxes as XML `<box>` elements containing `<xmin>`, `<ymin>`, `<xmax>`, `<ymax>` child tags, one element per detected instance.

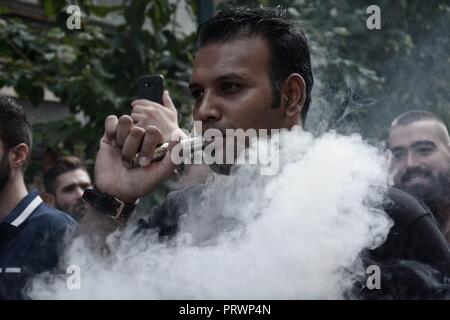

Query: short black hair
<box><xmin>43</xmin><ymin>156</ymin><xmax>85</xmax><ymax>194</ymax></box>
<box><xmin>391</xmin><ymin>110</ymin><xmax>447</xmax><ymax>128</ymax></box>
<box><xmin>197</xmin><ymin>7</ymin><xmax>314</xmax><ymax>125</ymax></box>
<box><xmin>0</xmin><ymin>97</ymin><xmax>32</xmax><ymax>151</ymax></box>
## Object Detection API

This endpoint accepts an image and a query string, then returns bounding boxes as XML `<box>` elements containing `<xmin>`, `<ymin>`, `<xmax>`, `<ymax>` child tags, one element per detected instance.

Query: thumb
<box><xmin>162</xmin><ymin>90</ymin><xmax>176</xmax><ymax>110</ymax></box>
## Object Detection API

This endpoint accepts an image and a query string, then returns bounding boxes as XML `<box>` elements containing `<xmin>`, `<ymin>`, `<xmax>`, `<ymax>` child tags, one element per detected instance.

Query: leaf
<box><xmin>43</xmin><ymin>0</ymin><xmax>55</xmax><ymax>17</ymax></box>
<box><xmin>15</xmin><ymin>77</ymin><xmax>44</xmax><ymax>107</ymax></box>
<box><xmin>43</xmin><ymin>0</ymin><xmax>66</xmax><ymax>18</ymax></box>
<box><xmin>0</xmin><ymin>5</ymin><xmax>10</xmax><ymax>14</ymax></box>
<box><xmin>86</xmin><ymin>4</ymin><xmax>123</xmax><ymax>18</ymax></box>
<box><xmin>124</xmin><ymin>0</ymin><xmax>148</xmax><ymax>31</ymax></box>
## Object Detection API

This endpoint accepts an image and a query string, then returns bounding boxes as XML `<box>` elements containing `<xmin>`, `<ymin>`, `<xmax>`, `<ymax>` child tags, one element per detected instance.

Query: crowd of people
<box><xmin>0</xmin><ymin>7</ymin><xmax>449</xmax><ymax>300</ymax></box>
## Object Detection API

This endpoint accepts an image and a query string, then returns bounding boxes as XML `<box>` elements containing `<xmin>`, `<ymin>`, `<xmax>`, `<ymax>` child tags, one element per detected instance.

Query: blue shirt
<box><xmin>0</xmin><ymin>190</ymin><xmax>77</xmax><ymax>299</ymax></box>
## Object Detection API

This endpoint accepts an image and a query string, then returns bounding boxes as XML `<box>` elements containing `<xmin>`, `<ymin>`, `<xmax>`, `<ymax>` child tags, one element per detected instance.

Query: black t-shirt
<box><xmin>136</xmin><ymin>185</ymin><xmax>450</xmax><ymax>299</ymax></box>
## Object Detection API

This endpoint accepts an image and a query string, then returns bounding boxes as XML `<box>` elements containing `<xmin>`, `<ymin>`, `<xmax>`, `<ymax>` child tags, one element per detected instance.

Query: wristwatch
<box><xmin>82</xmin><ymin>186</ymin><xmax>137</xmax><ymax>220</ymax></box>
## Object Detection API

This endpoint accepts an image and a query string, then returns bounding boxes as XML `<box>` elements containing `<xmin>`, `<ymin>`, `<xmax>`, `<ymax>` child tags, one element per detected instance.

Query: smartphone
<box><xmin>137</xmin><ymin>75</ymin><xmax>164</xmax><ymax>104</ymax></box>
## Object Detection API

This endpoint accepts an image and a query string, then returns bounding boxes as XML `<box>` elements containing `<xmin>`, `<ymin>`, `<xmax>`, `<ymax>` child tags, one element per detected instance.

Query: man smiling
<box><xmin>389</xmin><ymin>110</ymin><xmax>450</xmax><ymax>239</ymax></box>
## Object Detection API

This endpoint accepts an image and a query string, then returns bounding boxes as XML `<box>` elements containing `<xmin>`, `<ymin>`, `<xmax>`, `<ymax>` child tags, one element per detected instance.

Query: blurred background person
<box><xmin>42</xmin><ymin>156</ymin><xmax>92</xmax><ymax>222</ymax></box>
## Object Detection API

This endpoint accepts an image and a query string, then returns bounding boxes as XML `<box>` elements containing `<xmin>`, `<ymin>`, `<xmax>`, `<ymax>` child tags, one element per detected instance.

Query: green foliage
<box><xmin>1</xmin><ymin>0</ymin><xmax>196</xmax><ymax>149</ymax></box>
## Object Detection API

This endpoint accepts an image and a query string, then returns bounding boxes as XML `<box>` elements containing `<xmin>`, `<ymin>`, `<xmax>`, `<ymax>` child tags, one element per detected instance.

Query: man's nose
<box><xmin>405</xmin><ymin>152</ymin><xmax>420</xmax><ymax>168</ymax></box>
<box><xmin>195</xmin><ymin>92</ymin><xmax>221</xmax><ymax>122</ymax></box>
<box><xmin>74</xmin><ymin>186</ymin><xmax>84</xmax><ymax>198</ymax></box>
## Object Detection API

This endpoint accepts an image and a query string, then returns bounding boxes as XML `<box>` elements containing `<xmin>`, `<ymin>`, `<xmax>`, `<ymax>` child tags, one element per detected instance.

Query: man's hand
<box><xmin>94</xmin><ymin>114</ymin><xmax>183</xmax><ymax>204</ymax></box>
<box><xmin>131</xmin><ymin>90</ymin><xmax>179</xmax><ymax>142</ymax></box>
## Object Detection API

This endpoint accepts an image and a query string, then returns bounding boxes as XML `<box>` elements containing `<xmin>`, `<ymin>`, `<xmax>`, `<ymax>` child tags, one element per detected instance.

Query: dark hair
<box><xmin>197</xmin><ymin>7</ymin><xmax>314</xmax><ymax>125</ymax></box>
<box><xmin>0</xmin><ymin>97</ymin><xmax>32</xmax><ymax>151</ymax></box>
<box><xmin>43</xmin><ymin>156</ymin><xmax>85</xmax><ymax>194</ymax></box>
<box><xmin>391</xmin><ymin>110</ymin><xmax>447</xmax><ymax>128</ymax></box>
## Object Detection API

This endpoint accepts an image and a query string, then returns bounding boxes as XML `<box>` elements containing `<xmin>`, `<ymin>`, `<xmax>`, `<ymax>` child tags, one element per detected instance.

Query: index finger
<box><xmin>104</xmin><ymin>115</ymin><xmax>119</xmax><ymax>143</ymax></box>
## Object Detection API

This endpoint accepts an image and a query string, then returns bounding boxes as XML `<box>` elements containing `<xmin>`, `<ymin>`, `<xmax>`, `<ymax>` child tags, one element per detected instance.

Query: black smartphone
<box><xmin>137</xmin><ymin>75</ymin><xmax>164</xmax><ymax>104</ymax></box>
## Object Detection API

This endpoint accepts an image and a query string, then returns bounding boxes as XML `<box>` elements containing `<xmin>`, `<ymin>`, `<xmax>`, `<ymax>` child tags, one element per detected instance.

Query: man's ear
<box><xmin>41</xmin><ymin>192</ymin><xmax>56</xmax><ymax>207</ymax></box>
<box><xmin>280</xmin><ymin>73</ymin><xmax>306</xmax><ymax>118</ymax></box>
<box><xmin>9</xmin><ymin>143</ymin><xmax>30</xmax><ymax>169</ymax></box>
